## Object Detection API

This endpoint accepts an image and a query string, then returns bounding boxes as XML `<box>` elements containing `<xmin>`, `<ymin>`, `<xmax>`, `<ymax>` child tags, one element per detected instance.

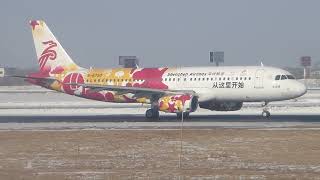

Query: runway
<box><xmin>1</xmin><ymin>114</ymin><xmax>320</xmax><ymax>130</ymax></box>
<box><xmin>1</xmin><ymin>86</ymin><xmax>320</xmax><ymax>130</ymax></box>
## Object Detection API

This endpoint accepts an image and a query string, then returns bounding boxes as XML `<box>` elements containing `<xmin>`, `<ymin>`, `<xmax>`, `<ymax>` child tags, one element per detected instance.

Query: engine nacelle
<box><xmin>158</xmin><ymin>94</ymin><xmax>198</xmax><ymax>113</ymax></box>
<box><xmin>199</xmin><ymin>101</ymin><xmax>243</xmax><ymax>111</ymax></box>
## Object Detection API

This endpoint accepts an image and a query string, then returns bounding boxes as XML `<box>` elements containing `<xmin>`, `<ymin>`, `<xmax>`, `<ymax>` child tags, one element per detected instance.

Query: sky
<box><xmin>1</xmin><ymin>0</ymin><xmax>320</xmax><ymax>68</ymax></box>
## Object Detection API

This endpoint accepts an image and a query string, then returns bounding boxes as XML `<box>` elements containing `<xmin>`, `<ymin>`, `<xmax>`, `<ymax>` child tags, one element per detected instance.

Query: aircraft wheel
<box><xmin>145</xmin><ymin>109</ymin><xmax>159</xmax><ymax>119</ymax></box>
<box><xmin>262</xmin><ymin>110</ymin><xmax>271</xmax><ymax>118</ymax></box>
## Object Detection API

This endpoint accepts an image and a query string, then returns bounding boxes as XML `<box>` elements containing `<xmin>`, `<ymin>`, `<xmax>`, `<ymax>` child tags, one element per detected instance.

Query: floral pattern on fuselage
<box><xmin>158</xmin><ymin>95</ymin><xmax>192</xmax><ymax>113</ymax></box>
<box><xmin>28</xmin><ymin>67</ymin><xmax>170</xmax><ymax>104</ymax></box>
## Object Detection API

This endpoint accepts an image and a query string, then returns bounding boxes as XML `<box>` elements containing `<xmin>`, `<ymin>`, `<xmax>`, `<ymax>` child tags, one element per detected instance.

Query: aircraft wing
<box><xmin>8</xmin><ymin>75</ymin><xmax>196</xmax><ymax>99</ymax></box>
<box><xmin>66</xmin><ymin>83</ymin><xmax>196</xmax><ymax>99</ymax></box>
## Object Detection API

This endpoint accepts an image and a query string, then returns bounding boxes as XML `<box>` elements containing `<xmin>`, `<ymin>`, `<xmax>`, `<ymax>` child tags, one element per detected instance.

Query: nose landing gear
<box><xmin>262</xmin><ymin>110</ymin><xmax>271</xmax><ymax>118</ymax></box>
<box><xmin>261</xmin><ymin>101</ymin><xmax>271</xmax><ymax>118</ymax></box>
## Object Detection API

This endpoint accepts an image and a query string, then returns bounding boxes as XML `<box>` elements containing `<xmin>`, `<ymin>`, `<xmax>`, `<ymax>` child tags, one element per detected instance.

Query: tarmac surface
<box><xmin>0</xmin><ymin>114</ymin><xmax>320</xmax><ymax>130</ymax></box>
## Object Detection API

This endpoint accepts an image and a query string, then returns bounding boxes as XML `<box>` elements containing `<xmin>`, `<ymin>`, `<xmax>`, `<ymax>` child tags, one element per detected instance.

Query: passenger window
<box><xmin>184</xmin><ymin>78</ymin><xmax>187</xmax><ymax>81</ymax></box>
<box><xmin>240</xmin><ymin>77</ymin><xmax>242</xmax><ymax>80</ymax></box>
<box><xmin>281</xmin><ymin>75</ymin><xmax>287</xmax><ymax>80</ymax></box>
<box><xmin>173</xmin><ymin>78</ymin><xmax>175</xmax><ymax>81</ymax></box>
<box><xmin>169</xmin><ymin>78</ymin><xmax>171</xmax><ymax>81</ymax></box>
<box><xmin>244</xmin><ymin>77</ymin><xmax>247</xmax><ymax>80</ymax></box>
<box><xmin>190</xmin><ymin>78</ymin><xmax>192</xmax><ymax>81</ymax></box>
<box><xmin>275</xmin><ymin>75</ymin><xmax>280</xmax><ymax>80</ymax></box>
<box><xmin>236</xmin><ymin>77</ymin><xmax>238</xmax><ymax>80</ymax></box>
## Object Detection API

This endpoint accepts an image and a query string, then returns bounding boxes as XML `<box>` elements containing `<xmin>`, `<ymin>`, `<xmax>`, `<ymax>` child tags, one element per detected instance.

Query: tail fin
<box><xmin>29</xmin><ymin>20</ymin><xmax>81</xmax><ymax>75</ymax></box>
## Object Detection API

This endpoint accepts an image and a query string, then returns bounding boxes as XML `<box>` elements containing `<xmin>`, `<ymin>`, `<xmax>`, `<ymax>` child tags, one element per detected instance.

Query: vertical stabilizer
<box><xmin>29</xmin><ymin>20</ymin><xmax>81</xmax><ymax>75</ymax></box>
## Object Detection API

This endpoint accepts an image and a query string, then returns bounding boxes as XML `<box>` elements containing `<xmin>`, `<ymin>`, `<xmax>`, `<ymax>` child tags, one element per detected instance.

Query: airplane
<box><xmin>11</xmin><ymin>20</ymin><xmax>307</xmax><ymax>119</ymax></box>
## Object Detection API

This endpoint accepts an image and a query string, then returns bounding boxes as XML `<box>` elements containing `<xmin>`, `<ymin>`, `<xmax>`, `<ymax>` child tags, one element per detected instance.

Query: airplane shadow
<box><xmin>0</xmin><ymin>114</ymin><xmax>320</xmax><ymax>123</ymax></box>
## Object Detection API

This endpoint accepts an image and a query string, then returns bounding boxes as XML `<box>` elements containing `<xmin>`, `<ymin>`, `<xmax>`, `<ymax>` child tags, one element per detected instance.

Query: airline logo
<box><xmin>39</xmin><ymin>40</ymin><xmax>57</xmax><ymax>71</ymax></box>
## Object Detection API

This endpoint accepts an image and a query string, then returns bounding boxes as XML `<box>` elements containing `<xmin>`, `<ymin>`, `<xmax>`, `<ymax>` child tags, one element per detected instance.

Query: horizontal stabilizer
<box><xmin>6</xmin><ymin>75</ymin><xmax>59</xmax><ymax>84</ymax></box>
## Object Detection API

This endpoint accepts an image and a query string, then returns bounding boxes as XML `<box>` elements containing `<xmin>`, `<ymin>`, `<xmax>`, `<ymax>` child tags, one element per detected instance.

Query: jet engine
<box><xmin>158</xmin><ymin>94</ymin><xmax>198</xmax><ymax>113</ymax></box>
<box><xmin>199</xmin><ymin>101</ymin><xmax>243</xmax><ymax>111</ymax></box>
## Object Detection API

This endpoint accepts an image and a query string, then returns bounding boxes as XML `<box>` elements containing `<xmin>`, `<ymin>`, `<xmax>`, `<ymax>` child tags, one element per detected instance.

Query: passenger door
<box><xmin>254</xmin><ymin>69</ymin><xmax>264</xmax><ymax>89</ymax></box>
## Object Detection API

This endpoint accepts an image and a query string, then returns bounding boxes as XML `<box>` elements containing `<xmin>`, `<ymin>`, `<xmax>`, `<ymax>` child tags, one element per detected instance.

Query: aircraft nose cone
<box><xmin>296</xmin><ymin>82</ymin><xmax>307</xmax><ymax>97</ymax></box>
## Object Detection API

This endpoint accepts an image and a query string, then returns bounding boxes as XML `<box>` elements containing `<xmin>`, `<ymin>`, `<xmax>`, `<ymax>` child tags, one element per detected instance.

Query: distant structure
<box><xmin>0</xmin><ymin>67</ymin><xmax>37</xmax><ymax>86</ymax></box>
<box><xmin>210</xmin><ymin>51</ymin><xmax>224</xmax><ymax>66</ymax></box>
<box><xmin>119</xmin><ymin>56</ymin><xmax>139</xmax><ymax>68</ymax></box>
<box><xmin>0</xmin><ymin>67</ymin><xmax>4</xmax><ymax>77</ymax></box>
<box><xmin>300</xmin><ymin>56</ymin><xmax>312</xmax><ymax>79</ymax></box>
<box><xmin>311</xmin><ymin>70</ymin><xmax>320</xmax><ymax>79</ymax></box>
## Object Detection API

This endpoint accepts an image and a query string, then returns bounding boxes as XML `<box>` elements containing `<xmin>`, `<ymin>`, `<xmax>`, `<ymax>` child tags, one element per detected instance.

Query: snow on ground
<box><xmin>1</xmin><ymin>86</ymin><xmax>320</xmax><ymax>116</ymax></box>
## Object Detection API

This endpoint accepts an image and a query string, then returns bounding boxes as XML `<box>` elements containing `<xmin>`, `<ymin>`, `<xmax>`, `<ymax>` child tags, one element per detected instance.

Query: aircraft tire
<box><xmin>262</xmin><ymin>110</ymin><xmax>271</xmax><ymax>118</ymax></box>
<box><xmin>145</xmin><ymin>109</ymin><xmax>159</xmax><ymax>120</ymax></box>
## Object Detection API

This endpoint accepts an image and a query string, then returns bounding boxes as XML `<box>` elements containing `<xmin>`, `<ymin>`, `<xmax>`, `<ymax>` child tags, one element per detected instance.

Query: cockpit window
<box><xmin>275</xmin><ymin>74</ymin><xmax>295</xmax><ymax>80</ymax></box>
<box><xmin>281</xmin><ymin>75</ymin><xmax>287</xmax><ymax>80</ymax></box>
<box><xmin>286</xmin><ymin>75</ymin><xmax>295</xmax><ymax>79</ymax></box>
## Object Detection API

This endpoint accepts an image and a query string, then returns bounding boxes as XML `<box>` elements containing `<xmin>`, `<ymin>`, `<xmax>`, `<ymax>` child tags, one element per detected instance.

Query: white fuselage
<box><xmin>160</xmin><ymin>66</ymin><xmax>306</xmax><ymax>103</ymax></box>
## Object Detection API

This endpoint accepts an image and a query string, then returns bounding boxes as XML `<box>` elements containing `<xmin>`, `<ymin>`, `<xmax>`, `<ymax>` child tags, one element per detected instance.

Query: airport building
<box><xmin>119</xmin><ymin>56</ymin><xmax>139</xmax><ymax>68</ymax></box>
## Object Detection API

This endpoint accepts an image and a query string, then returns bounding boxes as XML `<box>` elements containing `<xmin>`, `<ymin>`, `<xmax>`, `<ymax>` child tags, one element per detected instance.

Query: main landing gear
<box><xmin>145</xmin><ymin>108</ymin><xmax>159</xmax><ymax>120</ymax></box>
<box><xmin>262</xmin><ymin>101</ymin><xmax>271</xmax><ymax>118</ymax></box>
<box><xmin>145</xmin><ymin>100</ymin><xmax>160</xmax><ymax>120</ymax></box>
